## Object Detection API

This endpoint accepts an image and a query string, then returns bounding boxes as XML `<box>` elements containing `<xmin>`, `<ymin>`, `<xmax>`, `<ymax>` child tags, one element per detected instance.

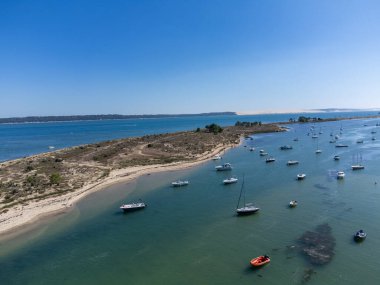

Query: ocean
<box><xmin>1</xmin><ymin>113</ymin><xmax>380</xmax><ymax>284</ymax></box>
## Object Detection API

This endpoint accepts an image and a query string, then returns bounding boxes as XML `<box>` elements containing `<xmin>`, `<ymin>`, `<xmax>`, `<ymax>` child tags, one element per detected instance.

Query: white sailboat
<box><xmin>236</xmin><ymin>176</ymin><xmax>259</xmax><ymax>215</ymax></box>
<box><xmin>315</xmin><ymin>138</ymin><xmax>322</xmax><ymax>154</ymax></box>
<box><xmin>351</xmin><ymin>153</ymin><xmax>364</xmax><ymax>170</ymax></box>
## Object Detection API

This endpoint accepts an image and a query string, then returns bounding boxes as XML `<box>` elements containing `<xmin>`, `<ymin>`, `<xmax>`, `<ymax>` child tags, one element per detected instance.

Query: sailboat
<box><xmin>351</xmin><ymin>153</ymin><xmax>365</xmax><ymax>170</ymax></box>
<box><xmin>315</xmin><ymin>138</ymin><xmax>322</xmax><ymax>154</ymax></box>
<box><xmin>236</xmin><ymin>176</ymin><xmax>260</xmax><ymax>215</ymax></box>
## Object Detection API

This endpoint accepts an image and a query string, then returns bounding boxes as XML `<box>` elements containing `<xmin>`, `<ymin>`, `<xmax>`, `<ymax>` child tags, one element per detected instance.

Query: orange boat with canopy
<box><xmin>250</xmin><ymin>255</ymin><xmax>270</xmax><ymax>267</ymax></box>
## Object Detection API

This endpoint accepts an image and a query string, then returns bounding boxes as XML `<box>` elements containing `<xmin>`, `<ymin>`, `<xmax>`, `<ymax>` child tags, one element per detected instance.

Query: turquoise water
<box><xmin>1</xmin><ymin>111</ymin><xmax>379</xmax><ymax>162</ymax></box>
<box><xmin>1</xmin><ymin>118</ymin><xmax>380</xmax><ymax>284</ymax></box>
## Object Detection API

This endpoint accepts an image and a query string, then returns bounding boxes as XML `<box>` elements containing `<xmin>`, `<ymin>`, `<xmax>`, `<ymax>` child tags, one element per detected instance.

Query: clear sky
<box><xmin>1</xmin><ymin>0</ymin><xmax>380</xmax><ymax>117</ymax></box>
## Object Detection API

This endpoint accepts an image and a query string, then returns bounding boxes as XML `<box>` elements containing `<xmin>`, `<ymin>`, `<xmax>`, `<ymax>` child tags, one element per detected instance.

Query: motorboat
<box><xmin>250</xmin><ymin>255</ymin><xmax>270</xmax><ymax>267</ymax></box>
<box><xmin>249</xmin><ymin>147</ymin><xmax>255</xmax><ymax>151</ymax></box>
<box><xmin>266</xmin><ymin>157</ymin><xmax>275</xmax><ymax>163</ymax></box>
<box><xmin>215</xmin><ymin>163</ymin><xmax>232</xmax><ymax>171</ymax></box>
<box><xmin>120</xmin><ymin>200</ymin><xmax>146</xmax><ymax>212</ymax></box>
<box><xmin>337</xmin><ymin>171</ymin><xmax>345</xmax><ymax>179</ymax></box>
<box><xmin>311</xmin><ymin>134</ymin><xmax>318</xmax><ymax>138</ymax></box>
<box><xmin>297</xmin><ymin>173</ymin><xmax>306</xmax><ymax>180</ymax></box>
<box><xmin>356</xmin><ymin>139</ymin><xmax>364</xmax><ymax>144</ymax></box>
<box><xmin>172</xmin><ymin>180</ymin><xmax>189</xmax><ymax>187</ymax></box>
<box><xmin>354</xmin><ymin>230</ymin><xmax>367</xmax><ymax>242</ymax></box>
<box><xmin>289</xmin><ymin>200</ymin><xmax>298</xmax><ymax>207</ymax></box>
<box><xmin>287</xmin><ymin>160</ymin><xmax>299</xmax><ymax>166</ymax></box>
<box><xmin>223</xmin><ymin>177</ymin><xmax>238</xmax><ymax>184</ymax></box>
<box><xmin>334</xmin><ymin>155</ymin><xmax>340</xmax><ymax>161</ymax></box>
<box><xmin>259</xmin><ymin>152</ymin><xmax>268</xmax><ymax>156</ymax></box>
<box><xmin>329</xmin><ymin>140</ymin><xmax>336</xmax><ymax>143</ymax></box>
<box><xmin>315</xmin><ymin>149</ymin><xmax>322</xmax><ymax>154</ymax></box>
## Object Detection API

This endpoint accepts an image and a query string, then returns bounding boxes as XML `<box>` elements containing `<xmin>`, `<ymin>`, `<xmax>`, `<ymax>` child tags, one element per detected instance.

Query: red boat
<box><xmin>250</xmin><ymin>255</ymin><xmax>270</xmax><ymax>267</ymax></box>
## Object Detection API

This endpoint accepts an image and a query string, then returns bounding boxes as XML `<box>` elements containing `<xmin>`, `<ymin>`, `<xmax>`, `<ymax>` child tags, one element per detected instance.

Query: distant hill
<box><xmin>0</xmin><ymin>112</ymin><xmax>237</xmax><ymax>124</ymax></box>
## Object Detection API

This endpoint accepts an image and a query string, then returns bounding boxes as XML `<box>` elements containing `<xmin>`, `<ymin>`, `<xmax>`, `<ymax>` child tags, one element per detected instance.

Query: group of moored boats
<box><xmin>120</xmin><ymin>123</ymin><xmax>374</xmax><ymax>269</ymax></box>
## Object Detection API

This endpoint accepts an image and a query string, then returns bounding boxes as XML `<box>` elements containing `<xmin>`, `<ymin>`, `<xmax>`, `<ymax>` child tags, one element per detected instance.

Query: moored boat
<box><xmin>297</xmin><ymin>173</ymin><xmax>306</xmax><ymax>180</ymax></box>
<box><xmin>334</xmin><ymin>155</ymin><xmax>340</xmax><ymax>161</ymax></box>
<box><xmin>336</xmin><ymin>144</ymin><xmax>348</xmax><ymax>148</ymax></box>
<box><xmin>172</xmin><ymin>180</ymin><xmax>189</xmax><ymax>187</ymax></box>
<box><xmin>250</xmin><ymin>255</ymin><xmax>270</xmax><ymax>267</ymax></box>
<box><xmin>259</xmin><ymin>152</ymin><xmax>268</xmax><ymax>156</ymax></box>
<box><xmin>236</xmin><ymin>176</ymin><xmax>260</xmax><ymax>215</ymax></box>
<box><xmin>120</xmin><ymin>200</ymin><xmax>146</xmax><ymax>212</ymax></box>
<box><xmin>354</xmin><ymin>229</ymin><xmax>366</xmax><ymax>242</ymax></box>
<box><xmin>215</xmin><ymin>163</ymin><xmax>232</xmax><ymax>171</ymax></box>
<box><xmin>289</xmin><ymin>200</ymin><xmax>298</xmax><ymax>207</ymax></box>
<box><xmin>212</xmin><ymin>155</ymin><xmax>222</xmax><ymax>160</ymax></box>
<box><xmin>287</xmin><ymin>160</ymin><xmax>299</xmax><ymax>166</ymax></box>
<box><xmin>337</xmin><ymin>171</ymin><xmax>345</xmax><ymax>179</ymax></box>
<box><xmin>223</xmin><ymin>177</ymin><xmax>238</xmax><ymax>184</ymax></box>
<box><xmin>266</xmin><ymin>157</ymin><xmax>275</xmax><ymax>163</ymax></box>
<box><xmin>280</xmin><ymin>145</ymin><xmax>293</xmax><ymax>150</ymax></box>
<box><xmin>351</xmin><ymin>164</ymin><xmax>365</xmax><ymax>170</ymax></box>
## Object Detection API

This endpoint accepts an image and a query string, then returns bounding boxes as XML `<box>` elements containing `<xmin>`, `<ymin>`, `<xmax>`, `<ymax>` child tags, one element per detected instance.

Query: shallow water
<box><xmin>1</xmin><ymin>118</ymin><xmax>380</xmax><ymax>284</ymax></box>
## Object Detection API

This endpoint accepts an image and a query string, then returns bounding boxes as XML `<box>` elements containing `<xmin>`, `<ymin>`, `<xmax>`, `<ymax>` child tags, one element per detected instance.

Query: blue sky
<box><xmin>1</xmin><ymin>0</ymin><xmax>380</xmax><ymax>116</ymax></box>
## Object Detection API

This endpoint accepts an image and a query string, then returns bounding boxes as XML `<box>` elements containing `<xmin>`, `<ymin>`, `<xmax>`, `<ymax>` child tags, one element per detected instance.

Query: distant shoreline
<box><xmin>0</xmin><ymin>112</ymin><xmax>236</xmax><ymax>124</ymax></box>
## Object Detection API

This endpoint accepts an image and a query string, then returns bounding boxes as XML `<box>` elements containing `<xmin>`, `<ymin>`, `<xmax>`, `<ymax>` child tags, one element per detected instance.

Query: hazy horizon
<box><xmin>1</xmin><ymin>0</ymin><xmax>380</xmax><ymax>117</ymax></box>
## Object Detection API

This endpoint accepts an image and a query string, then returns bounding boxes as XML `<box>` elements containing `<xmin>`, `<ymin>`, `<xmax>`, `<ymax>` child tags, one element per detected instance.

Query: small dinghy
<box><xmin>289</xmin><ymin>200</ymin><xmax>298</xmax><ymax>208</ymax></box>
<box><xmin>354</xmin><ymin>229</ymin><xmax>366</xmax><ymax>242</ymax></box>
<box><xmin>297</xmin><ymin>173</ymin><xmax>306</xmax><ymax>180</ymax></box>
<box><xmin>250</xmin><ymin>255</ymin><xmax>270</xmax><ymax>267</ymax></box>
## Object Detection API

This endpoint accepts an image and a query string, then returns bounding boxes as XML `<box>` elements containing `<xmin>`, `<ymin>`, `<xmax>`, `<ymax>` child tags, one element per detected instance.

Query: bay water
<box><xmin>1</xmin><ymin>117</ymin><xmax>380</xmax><ymax>284</ymax></box>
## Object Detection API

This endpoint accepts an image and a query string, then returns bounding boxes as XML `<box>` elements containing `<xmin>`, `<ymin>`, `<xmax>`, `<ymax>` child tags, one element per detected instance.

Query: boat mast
<box><xmin>236</xmin><ymin>175</ymin><xmax>245</xmax><ymax>209</ymax></box>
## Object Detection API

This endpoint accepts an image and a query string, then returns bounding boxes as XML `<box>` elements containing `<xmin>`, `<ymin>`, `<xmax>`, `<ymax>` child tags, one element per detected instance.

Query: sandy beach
<box><xmin>0</xmin><ymin>144</ymin><xmax>234</xmax><ymax>235</ymax></box>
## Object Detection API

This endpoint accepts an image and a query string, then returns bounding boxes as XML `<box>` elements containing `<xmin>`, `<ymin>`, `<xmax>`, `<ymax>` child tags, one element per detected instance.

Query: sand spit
<box><xmin>0</xmin><ymin>124</ymin><xmax>284</xmax><ymax>234</ymax></box>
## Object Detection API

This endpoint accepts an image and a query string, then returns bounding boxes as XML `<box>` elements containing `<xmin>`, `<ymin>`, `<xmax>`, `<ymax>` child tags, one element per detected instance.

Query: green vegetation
<box><xmin>297</xmin><ymin>116</ymin><xmax>323</xmax><ymax>123</ymax></box>
<box><xmin>235</xmin><ymin>121</ymin><xmax>262</xmax><ymax>127</ymax></box>
<box><xmin>26</xmin><ymin>175</ymin><xmax>41</xmax><ymax>187</ymax></box>
<box><xmin>205</xmin><ymin>123</ymin><xmax>223</xmax><ymax>134</ymax></box>
<box><xmin>49</xmin><ymin>173</ymin><xmax>62</xmax><ymax>185</ymax></box>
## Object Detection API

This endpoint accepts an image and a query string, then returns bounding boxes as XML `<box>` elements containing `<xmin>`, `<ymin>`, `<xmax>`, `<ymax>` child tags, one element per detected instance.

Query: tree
<box><xmin>205</xmin><ymin>123</ymin><xmax>223</xmax><ymax>134</ymax></box>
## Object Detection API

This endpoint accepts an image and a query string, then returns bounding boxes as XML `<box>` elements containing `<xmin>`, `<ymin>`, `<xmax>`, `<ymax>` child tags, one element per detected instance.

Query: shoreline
<box><xmin>0</xmin><ymin>143</ymin><xmax>236</xmax><ymax>235</ymax></box>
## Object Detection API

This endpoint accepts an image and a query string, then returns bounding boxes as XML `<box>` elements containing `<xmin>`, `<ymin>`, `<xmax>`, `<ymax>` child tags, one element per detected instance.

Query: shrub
<box><xmin>50</xmin><ymin>173</ymin><xmax>62</xmax><ymax>185</ymax></box>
